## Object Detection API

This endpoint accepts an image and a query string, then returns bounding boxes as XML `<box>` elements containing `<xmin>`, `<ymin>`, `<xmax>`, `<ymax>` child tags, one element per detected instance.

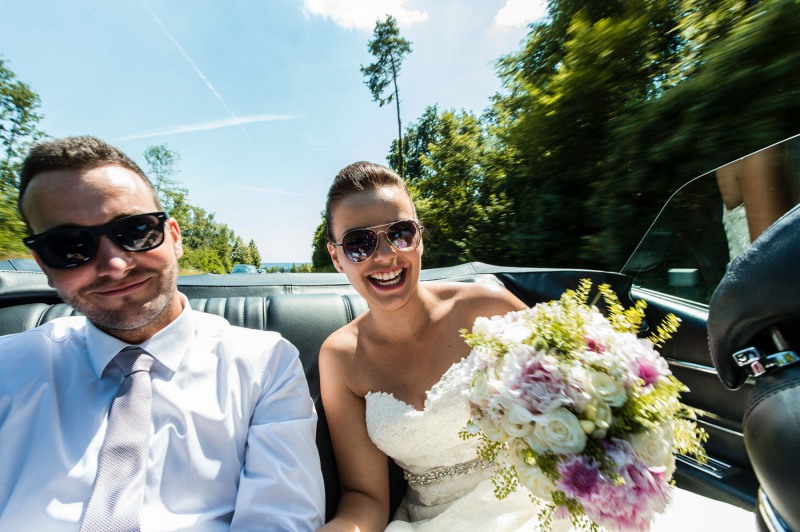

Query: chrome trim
<box><xmin>665</xmin><ymin>358</ymin><xmax>718</xmax><ymax>375</ymax></box>
<box><xmin>695</xmin><ymin>418</ymin><xmax>744</xmax><ymax>438</ymax></box>
<box><xmin>759</xmin><ymin>488</ymin><xmax>789</xmax><ymax>532</ymax></box>
<box><xmin>676</xmin><ymin>454</ymin><xmax>733</xmax><ymax>479</ymax></box>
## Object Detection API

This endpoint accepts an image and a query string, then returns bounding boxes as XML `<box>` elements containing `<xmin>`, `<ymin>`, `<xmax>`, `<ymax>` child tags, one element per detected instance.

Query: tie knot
<box><xmin>114</xmin><ymin>347</ymin><xmax>155</xmax><ymax>377</ymax></box>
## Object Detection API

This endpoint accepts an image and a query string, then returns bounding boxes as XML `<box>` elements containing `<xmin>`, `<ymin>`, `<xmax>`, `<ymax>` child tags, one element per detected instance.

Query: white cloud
<box><xmin>494</xmin><ymin>0</ymin><xmax>548</xmax><ymax>28</ymax></box>
<box><xmin>302</xmin><ymin>0</ymin><xmax>428</xmax><ymax>31</ymax></box>
<box><xmin>115</xmin><ymin>114</ymin><xmax>296</xmax><ymax>141</ymax></box>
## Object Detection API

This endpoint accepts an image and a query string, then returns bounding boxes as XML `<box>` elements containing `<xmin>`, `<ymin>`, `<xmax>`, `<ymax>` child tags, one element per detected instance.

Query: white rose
<box><xmin>517</xmin><ymin>465</ymin><xmax>556</xmax><ymax>502</ymax></box>
<box><xmin>523</xmin><ymin>425</ymin><xmax>549</xmax><ymax>454</ymax></box>
<box><xmin>502</xmin><ymin>322</ymin><xmax>533</xmax><ymax>343</ymax></box>
<box><xmin>501</xmin><ymin>404</ymin><xmax>536</xmax><ymax>437</ymax></box>
<box><xmin>468</xmin><ymin>370</ymin><xmax>492</xmax><ymax>406</ymax></box>
<box><xmin>477</xmin><ymin>414</ymin><xmax>506</xmax><ymax>442</ymax></box>
<box><xmin>507</xmin><ymin>437</ymin><xmax>532</xmax><ymax>468</ymax></box>
<box><xmin>531</xmin><ymin>408</ymin><xmax>587</xmax><ymax>454</ymax></box>
<box><xmin>627</xmin><ymin>422</ymin><xmax>675</xmax><ymax>474</ymax></box>
<box><xmin>472</xmin><ymin>316</ymin><xmax>494</xmax><ymax>336</ymax></box>
<box><xmin>588</xmin><ymin>370</ymin><xmax>627</xmax><ymax>407</ymax></box>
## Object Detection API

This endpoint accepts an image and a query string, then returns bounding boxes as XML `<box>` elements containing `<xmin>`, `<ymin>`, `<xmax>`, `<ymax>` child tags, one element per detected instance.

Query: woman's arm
<box><xmin>317</xmin><ymin>335</ymin><xmax>391</xmax><ymax>532</ymax></box>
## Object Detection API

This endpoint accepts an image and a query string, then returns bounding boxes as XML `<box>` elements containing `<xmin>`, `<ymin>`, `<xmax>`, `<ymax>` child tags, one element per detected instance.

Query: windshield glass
<box><xmin>1</xmin><ymin>1</ymin><xmax>798</xmax><ymax>278</ymax></box>
<box><xmin>622</xmin><ymin>135</ymin><xmax>800</xmax><ymax>304</ymax></box>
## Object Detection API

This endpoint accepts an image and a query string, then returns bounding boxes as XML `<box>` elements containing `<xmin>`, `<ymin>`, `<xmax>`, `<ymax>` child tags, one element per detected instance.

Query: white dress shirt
<box><xmin>0</xmin><ymin>295</ymin><xmax>325</xmax><ymax>531</ymax></box>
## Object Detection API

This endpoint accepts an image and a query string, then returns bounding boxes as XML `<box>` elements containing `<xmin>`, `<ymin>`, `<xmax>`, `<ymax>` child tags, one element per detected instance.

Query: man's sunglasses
<box><xmin>23</xmin><ymin>212</ymin><xmax>169</xmax><ymax>270</ymax></box>
<box><xmin>330</xmin><ymin>219</ymin><xmax>422</xmax><ymax>263</ymax></box>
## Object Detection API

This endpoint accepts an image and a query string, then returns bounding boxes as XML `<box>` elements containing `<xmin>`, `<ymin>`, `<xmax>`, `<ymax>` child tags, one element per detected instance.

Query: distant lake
<box><xmin>260</xmin><ymin>262</ymin><xmax>311</xmax><ymax>270</ymax></box>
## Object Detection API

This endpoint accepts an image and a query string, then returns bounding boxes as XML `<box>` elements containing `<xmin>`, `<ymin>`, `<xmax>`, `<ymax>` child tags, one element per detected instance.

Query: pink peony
<box><xmin>517</xmin><ymin>353</ymin><xmax>570</xmax><ymax>414</ymax></box>
<box><xmin>636</xmin><ymin>358</ymin><xmax>662</xmax><ymax>387</ymax></box>
<box><xmin>585</xmin><ymin>335</ymin><xmax>605</xmax><ymax>354</ymax></box>
<box><xmin>557</xmin><ymin>455</ymin><xmax>602</xmax><ymax>499</ymax></box>
<box><xmin>577</xmin><ymin>440</ymin><xmax>672</xmax><ymax>532</ymax></box>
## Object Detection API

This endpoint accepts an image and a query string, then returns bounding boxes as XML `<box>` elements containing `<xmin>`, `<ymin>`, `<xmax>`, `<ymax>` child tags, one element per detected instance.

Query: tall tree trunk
<box><xmin>391</xmin><ymin>58</ymin><xmax>404</xmax><ymax>178</ymax></box>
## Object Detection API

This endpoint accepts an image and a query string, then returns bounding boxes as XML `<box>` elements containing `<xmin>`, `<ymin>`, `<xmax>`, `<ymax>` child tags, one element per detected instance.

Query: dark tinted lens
<box><xmin>341</xmin><ymin>229</ymin><xmax>377</xmax><ymax>263</ymax></box>
<box><xmin>113</xmin><ymin>213</ymin><xmax>165</xmax><ymax>251</ymax></box>
<box><xmin>37</xmin><ymin>229</ymin><xmax>96</xmax><ymax>268</ymax></box>
<box><xmin>387</xmin><ymin>221</ymin><xmax>419</xmax><ymax>250</ymax></box>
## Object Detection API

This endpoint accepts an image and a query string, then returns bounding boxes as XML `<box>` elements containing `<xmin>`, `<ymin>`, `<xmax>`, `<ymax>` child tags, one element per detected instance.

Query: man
<box><xmin>0</xmin><ymin>136</ymin><xmax>325</xmax><ymax>530</ymax></box>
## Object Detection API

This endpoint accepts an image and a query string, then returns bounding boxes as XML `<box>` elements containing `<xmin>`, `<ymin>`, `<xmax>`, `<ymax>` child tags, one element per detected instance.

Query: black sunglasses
<box><xmin>330</xmin><ymin>219</ymin><xmax>422</xmax><ymax>263</ymax></box>
<box><xmin>23</xmin><ymin>212</ymin><xmax>169</xmax><ymax>270</ymax></box>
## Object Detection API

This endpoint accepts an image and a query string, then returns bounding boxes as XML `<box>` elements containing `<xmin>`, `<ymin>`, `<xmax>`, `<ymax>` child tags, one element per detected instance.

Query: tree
<box><xmin>0</xmin><ymin>57</ymin><xmax>47</xmax><ymax>259</ymax></box>
<box><xmin>490</xmin><ymin>0</ymin><xmax>687</xmax><ymax>269</ymax></box>
<box><xmin>143</xmin><ymin>144</ymin><xmax>186</xmax><ymax>214</ymax></box>
<box><xmin>388</xmin><ymin>105</ymin><xmax>442</xmax><ymax>183</ymax></box>
<box><xmin>230</xmin><ymin>235</ymin><xmax>252</xmax><ymax>267</ymax></box>
<box><xmin>310</xmin><ymin>215</ymin><xmax>335</xmax><ymax>272</ymax></box>
<box><xmin>361</xmin><ymin>15</ymin><xmax>412</xmax><ymax>177</ymax></box>
<box><xmin>247</xmin><ymin>239</ymin><xmax>261</xmax><ymax>267</ymax></box>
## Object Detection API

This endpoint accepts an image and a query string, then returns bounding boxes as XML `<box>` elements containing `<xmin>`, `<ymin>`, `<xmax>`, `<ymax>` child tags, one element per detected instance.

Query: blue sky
<box><xmin>0</xmin><ymin>0</ymin><xmax>546</xmax><ymax>262</ymax></box>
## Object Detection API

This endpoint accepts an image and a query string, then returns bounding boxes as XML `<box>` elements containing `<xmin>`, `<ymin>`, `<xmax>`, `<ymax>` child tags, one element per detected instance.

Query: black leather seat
<box><xmin>708</xmin><ymin>204</ymin><xmax>800</xmax><ymax>532</ymax></box>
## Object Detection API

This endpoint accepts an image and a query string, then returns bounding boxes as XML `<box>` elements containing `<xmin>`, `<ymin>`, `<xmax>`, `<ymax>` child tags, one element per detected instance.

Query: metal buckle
<box><xmin>732</xmin><ymin>347</ymin><xmax>799</xmax><ymax>378</ymax></box>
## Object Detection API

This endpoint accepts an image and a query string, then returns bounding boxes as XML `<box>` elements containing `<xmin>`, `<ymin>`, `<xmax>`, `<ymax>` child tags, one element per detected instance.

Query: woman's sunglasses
<box><xmin>330</xmin><ymin>219</ymin><xmax>422</xmax><ymax>263</ymax></box>
<box><xmin>23</xmin><ymin>212</ymin><xmax>169</xmax><ymax>270</ymax></box>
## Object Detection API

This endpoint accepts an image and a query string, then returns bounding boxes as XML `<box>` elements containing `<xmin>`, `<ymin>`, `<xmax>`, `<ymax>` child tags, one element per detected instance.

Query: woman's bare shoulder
<box><xmin>319</xmin><ymin>319</ymin><xmax>361</xmax><ymax>368</ymax></box>
<box><xmin>430</xmin><ymin>280</ymin><xmax>527</xmax><ymax>316</ymax></box>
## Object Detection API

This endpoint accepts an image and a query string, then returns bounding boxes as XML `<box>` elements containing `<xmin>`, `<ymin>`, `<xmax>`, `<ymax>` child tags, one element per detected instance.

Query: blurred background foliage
<box><xmin>312</xmin><ymin>0</ymin><xmax>800</xmax><ymax>272</ymax></box>
<box><xmin>2</xmin><ymin>0</ymin><xmax>798</xmax><ymax>274</ymax></box>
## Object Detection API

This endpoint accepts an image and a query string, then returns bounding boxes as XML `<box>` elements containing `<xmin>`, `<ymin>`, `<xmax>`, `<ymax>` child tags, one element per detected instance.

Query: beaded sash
<box><xmin>403</xmin><ymin>457</ymin><xmax>492</xmax><ymax>485</ymax></box>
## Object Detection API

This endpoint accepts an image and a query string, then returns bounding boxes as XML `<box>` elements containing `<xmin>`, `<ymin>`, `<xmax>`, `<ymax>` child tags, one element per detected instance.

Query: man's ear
<box><xmin>168</xmin><ymin>218</ymin><xmax>183</xmax><ymax>260</ymax></box>
<box><xmin>327</xmin><ymin>242</ymin><xmax>343</xmax><ymax>272</ymax></box>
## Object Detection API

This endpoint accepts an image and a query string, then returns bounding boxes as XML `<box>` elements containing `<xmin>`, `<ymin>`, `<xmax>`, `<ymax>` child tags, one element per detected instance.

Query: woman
<box><xmin>318</xmin><ymin>162</ymin><xmax>754</xmax><ymax>531</ymax></box>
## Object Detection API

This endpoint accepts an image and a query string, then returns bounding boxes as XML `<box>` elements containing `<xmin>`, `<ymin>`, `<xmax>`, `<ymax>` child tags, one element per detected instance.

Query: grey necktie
<box><xmin>80</xmin><ymin>347</ymin><xmax>155</xmax><ymax>532</ymax></box>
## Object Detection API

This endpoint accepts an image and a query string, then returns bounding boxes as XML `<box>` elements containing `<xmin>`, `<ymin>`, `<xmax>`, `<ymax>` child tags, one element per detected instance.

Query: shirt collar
<box><xmin>86</xmin><ymin>293</ymin><xmax>193</xmax><ymax>378</ymax></box>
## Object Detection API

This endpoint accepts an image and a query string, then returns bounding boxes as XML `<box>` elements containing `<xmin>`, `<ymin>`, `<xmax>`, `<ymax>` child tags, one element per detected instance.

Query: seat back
<box><xmin>708</xmin><ymin>204</ymin><xmax>800</xmax><ymax>531</ymax></box>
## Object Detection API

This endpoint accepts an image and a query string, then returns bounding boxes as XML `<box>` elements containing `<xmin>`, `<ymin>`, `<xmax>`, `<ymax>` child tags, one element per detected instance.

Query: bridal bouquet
<box><xmin>460</xmin><ymin>280</ymin><xmax>707</xmax><ymax>532</ymax></box>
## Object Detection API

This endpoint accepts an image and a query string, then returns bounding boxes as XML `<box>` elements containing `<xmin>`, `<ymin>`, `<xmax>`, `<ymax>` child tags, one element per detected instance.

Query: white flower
<box><xmin>472</xmin><ymin>316</ymin><xmax>498</xmax><ymax>337</ymax></box>
<box><xmin>582</xmin><ymin>396</ymin><xmax>613</xmax><ymax>438</ymax></box>
<box><xmin>468</xmin><ymin>370</ymin><xmax>492</xmax><ymax>406</ymax></box>
<box><xmin>517</xmin><ymin>464</ymin><xmax>556</xmax><ymax>502</ymax></box>
<box><xmin>627</xmin><ymin>422</ymin><xmax>675</xmax><ymax>476</ymax></box>
<box><xmin>476</xmin><ymin>414</ymin><xmax>506</xmax><ymax>442</ymax></box>
<box><xmin>501</xmin><ymin>404</ymin><xmax>536</xmax><ymax>437</ymax></box>
<box><xmin>587</xmin><ymin>370</ymin><xmax>627</xmax><ymax>407</ymax></box>
<box><xmin>507</xmin><ymin>436</ymin><xmax>532</xmax><ymax>468</ymax></box>
<box><xmin>501</xmin><ymin>322</ymin><xmax>533</xmax><ymax>343</ymax></box>
<box><xmin>531</xmin><ymin>408</ymin><xmax>588</xmax><ymax>454</ymax></box>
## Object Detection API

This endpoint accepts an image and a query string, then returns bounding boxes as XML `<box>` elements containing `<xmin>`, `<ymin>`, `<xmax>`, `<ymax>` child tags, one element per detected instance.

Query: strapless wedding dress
<box><xmin>365</xmin><ymin>358</ymin><xmax>756</xmax><ymax>531</ymax></box>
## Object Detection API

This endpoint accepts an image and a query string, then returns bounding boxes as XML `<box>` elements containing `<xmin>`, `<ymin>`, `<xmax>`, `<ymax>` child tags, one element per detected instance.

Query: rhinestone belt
<box><xmin>403</xmin><ymin>458</ymin><xmax>492</xmax><ymax>485</ymax></box>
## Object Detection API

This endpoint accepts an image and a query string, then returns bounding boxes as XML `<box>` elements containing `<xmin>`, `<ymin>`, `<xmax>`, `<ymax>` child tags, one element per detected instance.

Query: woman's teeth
<box><xmin>369</xmin><ymin>268</ymin><xmax>403</xmax><ymax>286</ymax></box>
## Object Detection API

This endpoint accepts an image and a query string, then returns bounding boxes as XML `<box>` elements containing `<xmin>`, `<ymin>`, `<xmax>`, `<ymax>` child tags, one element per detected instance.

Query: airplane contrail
<box><xmin>115</xmin><ymin>114</ymin><xmax>296</xmax><ymax>141</ymax></box>
<box><xmin>140</xmin><ymin>0</ymin><xmax>246</xmax><ymax>132</ymax></box>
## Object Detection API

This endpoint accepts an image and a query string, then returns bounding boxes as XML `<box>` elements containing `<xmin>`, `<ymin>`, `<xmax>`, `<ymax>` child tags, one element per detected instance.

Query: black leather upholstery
<box><xmin>708</xmin><ymin>204</ymin><xmax>800</xmax><ymax>390</ymax></box>
<box><xmin>0</xmin><ymin>263</ymin><xmax>632</xmax><ymax>523</ymax></box>
<box><xmin>708</xmin><ymin>205</ymin><xmax>800</xmax><ymax>531</ymax></box>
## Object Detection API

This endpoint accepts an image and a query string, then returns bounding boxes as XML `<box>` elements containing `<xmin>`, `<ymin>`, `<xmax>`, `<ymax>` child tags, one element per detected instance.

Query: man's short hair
<box><xmin>18</xmin><ymin>136</ymin><xmax>161</xmax><ymax>225</ymax></box>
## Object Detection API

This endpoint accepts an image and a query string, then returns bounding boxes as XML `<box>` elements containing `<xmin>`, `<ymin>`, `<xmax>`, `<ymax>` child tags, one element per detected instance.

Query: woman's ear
<box><xmin>327</xmin><ymin>242</ymin><xmax>344</xmax><ymax>272</ymax></box>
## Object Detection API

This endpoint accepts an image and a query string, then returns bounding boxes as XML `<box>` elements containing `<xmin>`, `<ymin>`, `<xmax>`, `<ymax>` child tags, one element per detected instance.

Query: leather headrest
<box><xmin>708</xmin><ymin>203</ymin><xmax>800</xmax><ymax>390</ymax></box>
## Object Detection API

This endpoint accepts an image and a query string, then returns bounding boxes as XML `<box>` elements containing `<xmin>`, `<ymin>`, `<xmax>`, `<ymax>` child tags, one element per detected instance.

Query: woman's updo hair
<box><xmin>325</xmin><ymin>161</ymin><xmax>412</xmax><ymax>240</ymax></box>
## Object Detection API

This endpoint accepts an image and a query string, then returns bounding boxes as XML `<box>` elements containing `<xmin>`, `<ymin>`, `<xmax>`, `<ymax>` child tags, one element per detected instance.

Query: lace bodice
<box><xmin>365</xmin><ymin>358</ymin><xmax>492</xmax><ymax>521</ymax></box>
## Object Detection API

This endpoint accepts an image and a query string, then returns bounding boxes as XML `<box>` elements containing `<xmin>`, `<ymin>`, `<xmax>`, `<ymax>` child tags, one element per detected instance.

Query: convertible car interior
<box><xmin>4</xmin><ymin>136</ymin><xmax>800</xmax><ymax>528</ymax></box>
<box><xmin>0</xmin><ymin>262</ymin><xmax>758</xmax><ymax>523</ymax></box>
